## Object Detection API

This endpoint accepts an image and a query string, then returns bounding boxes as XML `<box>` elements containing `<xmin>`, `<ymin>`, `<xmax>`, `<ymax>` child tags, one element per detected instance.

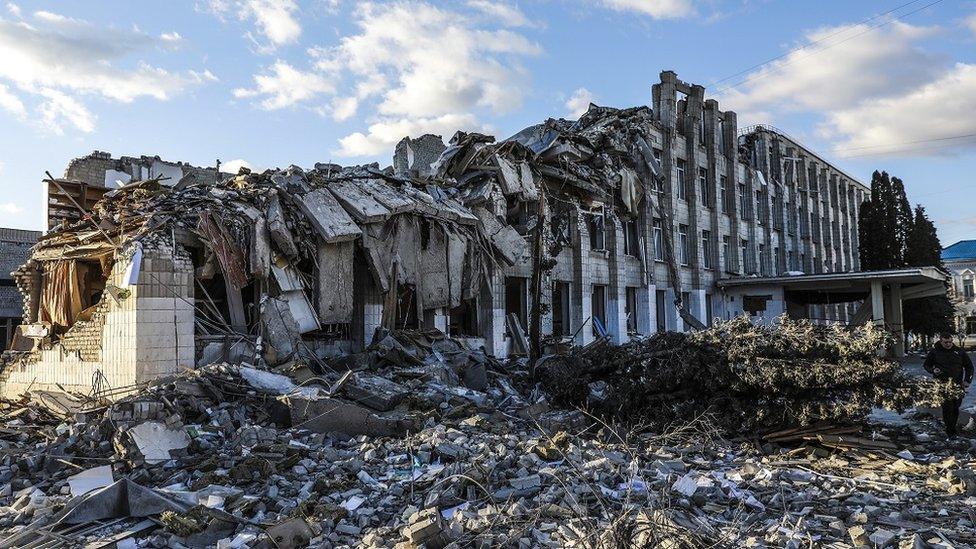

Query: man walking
<box><xmin>923</xmin><ymin>332</ymin><xmax>973</xmax><ymax>437</ymax></box>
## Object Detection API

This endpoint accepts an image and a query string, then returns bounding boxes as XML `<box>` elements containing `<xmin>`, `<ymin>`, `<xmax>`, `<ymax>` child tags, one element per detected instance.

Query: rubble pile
<box><xmin>2</xmin><ymin>327</ymin><xmax>976</xmax><ymax>547</ymax></box>
<box><xmin>542</xmin><ymin>317</ymin><xmax>964</xmax><ymax>433</ymax></box>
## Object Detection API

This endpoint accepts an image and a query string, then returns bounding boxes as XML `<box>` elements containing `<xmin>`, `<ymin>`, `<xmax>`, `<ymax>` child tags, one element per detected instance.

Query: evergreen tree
<box><xmin>858</xmin><ymin>171</ymin><xmax>904</xmax><ymax>270</ymax></box>
<box><xmin>903</xmin><ymin>206</ymin><xmax>955</xmax><ymax>338</ymax></box>
<box><xmin>892</xmin><ymin>177</ymin><xmax>913</xmax><ymax>264</ymax></box>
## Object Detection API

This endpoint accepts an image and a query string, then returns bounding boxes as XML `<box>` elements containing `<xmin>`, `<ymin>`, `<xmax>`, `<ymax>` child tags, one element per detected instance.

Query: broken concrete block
<box><xmin>296</xmin><ymin>188</ymin><xmax>361</xmax><ymax>243</ymax></box>
<box><xmin>285</xmin><ymin>395</ymin><xmax>411</xmax><ymax>438</ymax></box>
<box><xmin>343</xmin><ymin>373</ymin><xmax>409</xmax><ymax>412</ymax></box>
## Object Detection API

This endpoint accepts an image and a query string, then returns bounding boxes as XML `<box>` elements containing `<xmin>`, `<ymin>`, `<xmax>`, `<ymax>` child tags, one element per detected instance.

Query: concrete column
<box><xmin>638</xmin><ymin>284</ymin><xmax>654</xmax><ymax>337</ymax></box>
<box><xmin>870</xmin><ymin>281</ymin><xmax>885</xmax><ymax>327</ymax></box>
<box><xmin>888</xmin><ymin>283</ymin><xmax>905</xmax><ymax>357</ymax></box>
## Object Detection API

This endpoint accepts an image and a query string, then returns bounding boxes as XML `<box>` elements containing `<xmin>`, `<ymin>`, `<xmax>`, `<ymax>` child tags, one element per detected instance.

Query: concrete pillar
<box><xmin>638</xmin><ymin>284</ymin><xmax>654</xmax><ymax>337</ymax></box>
<box><xmin>888</xmin><ymin>283</ymin><xmax>905</xmax><ymax>357</ymax></box>
<box><xmin>870</xmin><ymin>281</ymin><xmax>885</xmax><ymax>328</ymax></box>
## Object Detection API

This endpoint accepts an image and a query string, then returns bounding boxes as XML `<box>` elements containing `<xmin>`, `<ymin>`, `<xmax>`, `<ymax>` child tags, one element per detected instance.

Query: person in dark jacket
<box><xmin>923</xmin><ymin>332</ymin><xmax>974</xmax><ymax>437</ymax></box>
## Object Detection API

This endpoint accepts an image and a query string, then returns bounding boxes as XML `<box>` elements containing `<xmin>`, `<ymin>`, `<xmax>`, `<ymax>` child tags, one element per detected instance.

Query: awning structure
<box><xmin>718</xmin><ymin>267</ymin><xmax>950</xmax><ymax>357</ymax></box>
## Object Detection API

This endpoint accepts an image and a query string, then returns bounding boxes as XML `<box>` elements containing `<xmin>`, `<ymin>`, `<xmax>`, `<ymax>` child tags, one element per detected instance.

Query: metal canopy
<box><xmin>717</xmin><ymin>267</ymin><xmax>948</xmax><ymax>295</ymax></box>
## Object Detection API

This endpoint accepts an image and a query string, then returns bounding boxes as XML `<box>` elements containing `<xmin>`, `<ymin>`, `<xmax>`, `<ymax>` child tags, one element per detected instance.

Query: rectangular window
<box><xmin>625</xmin><ymin>287</ymin><xmax>639</xmax><ymax>335</ymax></box>
<box><xmin>722</xmin><ymin>235</ymin><xmax>731</xmax><ymax>272</ymax></box>
<box><xmin>967</xmin><ymin>316</ymin><xmax>976</xmax><ymax>335</ymax></box>
<box><xmin>678</xmin><ymin>224</ymin><xmax>690</xmax><ymax>265</ymax></box>
<box><xmin>652</xmin><ymin>148</ymin><xmax>664</xmax><ymax>193</ymax></box>
<box><xmin>588</xmin><ymin>213</ymin><xmax>606</xmax><ymax>251</ymax></box>
<box><xmin>774</xmin><ymin>246</ymin><xmax>782</xmax><ymax>274</ymax></box>
<box><xmin>552</xmin><ymin>281</ymin><xmax>571</xmax><ymax>337</ymax></box>
<box><xmin>705</xmin><ymin>293</ymin><xmax>713</xmax><ymax>327</ymax></box>
<box><xmin>758</xmin><ymin>243</ymin><xmax>767</xmax><ymax>276</ymax></box>
<box><xmin>741</xmin><ymin>239</ymin><xmax>750</xmax><ymax>273</ymax></box>
<box><xmin>788</xmin><ymin>250</ymin><xmax>795</xmax><ymax>271</ymax></box>
<box><xmin>623</xmin><ymin>217</ymin><xmax>640</xmax><ymax>257</ymax></box>
<box><xmin>653</xmin><ymin>218</ymin><xmax>665</xmax><ymax>261</ymax></box>
<box><xmin>698</xmin><ymin>168</ymin><xmax>709</xmax><ymax>207</ymax></box>
<box><xmin>504</xmin><ymin>276</ymin><xmax>528</xmax><ymax>335</ymax></box>
<box><xmin>739</xmin><ymin>183</ymin><xmax>748</xmax><ymax>218</ymax></box>
<box><xmin>965</xmin><ymin>279</ymin><xmax>975</xmax><ymax>299</ymax></box>
<box><xmin>755</xmin><ymin>190</ymin><xmax>764</xmax><ymax>224</ymax></box>
<box><xmin>720</xmin><ymin>176</ymin><xmax>729</xmax><ymax>213</ymax></box>
<box><xmin>676</xmin><ymin>159</ymin><xmax>687</xmax><ymax>200</ymax></box>
<box><xmin>591</xmin><ymin>284</ymin><xmax>607</xmax><ymax>336</ymax></box>
<box><xmin>655</xmin><ymin>289</ymin><xmax>667</xmax><ymax>333</ymax></box>
<box><xmin>701</xmin><ymin>230</ymin><xmax>713</xmax><ymax>269</ymax></box>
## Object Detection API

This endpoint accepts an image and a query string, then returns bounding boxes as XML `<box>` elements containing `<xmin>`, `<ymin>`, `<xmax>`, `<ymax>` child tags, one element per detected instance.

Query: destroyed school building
<box><xmin>2</xmin><ymin>71</ymin><xmax>869</xmax><ymax>397</ymax></box>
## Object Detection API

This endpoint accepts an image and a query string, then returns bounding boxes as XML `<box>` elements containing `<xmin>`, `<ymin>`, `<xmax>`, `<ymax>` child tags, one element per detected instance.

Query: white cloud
<box><xmin>0</xmin><ymin>202</ymin><xmax>23</xmax><ymax>214</ymax></box>
<box><xmin>466</xmin><ymin>0</ymin><xmax>533</xmax><ymax>27</ymax></box>
<box><xmin>0</xmin><ymin>83</ymin><xmax>25</xmax><ymax>118</ymax></box>
<box><xmin>233</xmin><ymin>60</ymin><xmax>334</xmax><ymax>109</ymax></box>
<box><xmin>160</xmin><ymin>31</ymin><xmax>184</xmax><ymax>49</ymax></box>
<box><xmin>719</xmin><ymin>22</ymin><xmax>942</xmax><ymax>120</ymax></box>
<box><xmin>596</xmin><ymin>0</ymin><xmax>695</xmax><ymax>19</ymax></box>
<box><xmin>717</xmin><ymin>20</ymin><xmax>976</xmax><ymax>158</ymax></box>
<box><xmin>565</xmin><ymin>87</ymin><xmax>595</xmax><ymax>118</ymax></box>
<box><xmin>221</xmin><ymin>158</ymin><xmax>254</xmax><ymax>174</ymax></box>
<box><xmin>38</xmin><ymin>88</ymin><xmax>95</xmax><ymax>134</ymax></box>
<box><xmin>965</xmin><ymin>13</ymin><xmax>976</xmax><ymax>36</ymax></box>
<box><xmin>822</xmin><ymin>63</ymin><xmax>976</xmax><ymax>157</ymax></box>
<box><xmin>236</xmin><ymin>1</ymin><xmax>541</xmax><ymax>158</ymax></box>
<box><xmin>0</xmin><ymin>9</ymin><xmax>213</xmax><ymax>133</ymax></box>
<box><xmin>6</xmin><ymin>3</ymin><xmax>19</xmax><ymax>17</ymax></box>
<box><xmin>206</xmin><ymin>0</ymin><xmax>300</xmax><ymax>51</ymax></box>
<box><xmin>336</xmin><ymin>113</ymin><xmax>481</xmax><ymax>157</ymax></box>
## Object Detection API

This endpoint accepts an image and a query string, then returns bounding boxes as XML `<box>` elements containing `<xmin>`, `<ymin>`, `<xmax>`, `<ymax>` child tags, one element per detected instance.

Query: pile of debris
<box><xmin>2</xmin><ymin>321</ymin><xmax>976</xmax><ymax>547</ymax></box>
<box><xmin>541</xmin><ymin>316</ymin><xmax>963</xmax><ymax>433</ymax></box>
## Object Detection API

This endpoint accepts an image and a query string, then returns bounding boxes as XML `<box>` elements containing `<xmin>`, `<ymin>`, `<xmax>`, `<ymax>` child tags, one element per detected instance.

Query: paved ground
<box><xmin>871</xmin><ymin>352</ymin><xmax>976</xmax><ymax>429</ymax></box>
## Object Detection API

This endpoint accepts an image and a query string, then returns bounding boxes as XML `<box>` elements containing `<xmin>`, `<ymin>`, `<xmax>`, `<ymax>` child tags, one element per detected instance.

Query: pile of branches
<box><xmin>540</xmin><ymin>316</ymin><xmax>962</xmax><ymax>433</ymax></box>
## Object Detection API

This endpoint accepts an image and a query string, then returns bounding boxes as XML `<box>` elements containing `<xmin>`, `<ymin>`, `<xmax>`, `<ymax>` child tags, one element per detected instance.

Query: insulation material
<box><xmin>317</xmin><ymin>241</ymin><xmax>355</xmax><ymax>324</ymax></box>
<box><xmin>619</xmin><ymin>167</ymin><xmax>642</xmax><ymax>216</ymax></box>
<box><xmin>123</xmin><ymin>243</ymin><xmax>143</xmax><ymax>287</ymax></box>
<box><xmin>40</xmin><ymin>259</ymin><xmax>87</xmax><ymax>331</ymax></box>
<box><xmin>283</xmin><ymin>290</ymin><xmax>319</xmax><ymax>333</ymax></box>
<box><xmin>197</xmin><ymin>212</ymin><xmax>248</xmax><ymax>290</ymax></box>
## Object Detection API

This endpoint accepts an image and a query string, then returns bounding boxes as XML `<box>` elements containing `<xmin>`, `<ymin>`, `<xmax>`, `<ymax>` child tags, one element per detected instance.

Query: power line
<box><xmin>707</xmin><ymin>0</ymin><xmax>926</xmax><ymax>89</ymax></box>
<box><xmin>713</xmin><ymin>0</ymin><xmax>946</xmax><ymax>95</ymax></box>
<box><xmin>831</xmin><ymin>132</ymin><xmax>976</xmax><ymax>153</ymax></box>
<box><xmin>836</xmin><ymin>137</ymin><xmax>976</xmax><ymax>159</ymax></box>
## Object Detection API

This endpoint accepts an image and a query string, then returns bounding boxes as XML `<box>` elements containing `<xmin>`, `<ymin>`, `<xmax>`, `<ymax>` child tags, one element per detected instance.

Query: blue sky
<box><xmin>1</xmin><ymin>0</ymin><xmax>975</xmax><ymax>247</ymax></box>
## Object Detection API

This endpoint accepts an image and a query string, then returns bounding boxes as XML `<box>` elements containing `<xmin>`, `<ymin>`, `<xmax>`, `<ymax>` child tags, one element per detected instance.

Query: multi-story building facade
<box><xmin>943</xmin><ymin>240</ymin><xmax>976</xmax><ymax>346</ymax></box>
<box><xmin>0</xmin><ymin>228</ymin><xmax>40</xmax><ymax>350</ymax></box>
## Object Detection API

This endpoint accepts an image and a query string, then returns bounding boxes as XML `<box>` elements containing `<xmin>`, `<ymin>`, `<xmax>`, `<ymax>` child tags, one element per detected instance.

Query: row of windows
<box><xmin>586</xmin><ymin>211</ymin><xmax>852</xmax><ymax>273</ymax></box>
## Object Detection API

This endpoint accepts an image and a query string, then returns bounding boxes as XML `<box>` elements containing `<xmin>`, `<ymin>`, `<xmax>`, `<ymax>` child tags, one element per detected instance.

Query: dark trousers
<box><xmin>942</xmin><ymin>396</ymin><xmax>964</xmax><ymax>435</ymax></box>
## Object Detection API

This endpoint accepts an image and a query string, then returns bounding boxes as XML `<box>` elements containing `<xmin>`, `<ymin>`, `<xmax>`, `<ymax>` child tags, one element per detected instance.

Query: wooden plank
<box><xmin>328</xmin><ymin>180</ymin><xmax>391</xmax><ymax>223</ymax></box>
<box><xmin>297</xmin><ymin>188</ymin><xmax>361</xmax><ymax>243</ymax></box>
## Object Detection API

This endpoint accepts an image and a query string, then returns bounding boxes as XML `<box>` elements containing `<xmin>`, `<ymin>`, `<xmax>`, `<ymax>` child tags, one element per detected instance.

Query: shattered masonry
<box><xmin>2</xmin><ymin>71</ymin><xmax>869</xmax><ymax>397</ymax></box>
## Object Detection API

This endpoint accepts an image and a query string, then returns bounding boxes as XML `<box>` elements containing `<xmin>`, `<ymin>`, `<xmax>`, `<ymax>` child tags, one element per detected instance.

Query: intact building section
<box><xmin>0</xmin><ymin>228</ymin><xmax>40</xmax><ymax>350</ymax></box>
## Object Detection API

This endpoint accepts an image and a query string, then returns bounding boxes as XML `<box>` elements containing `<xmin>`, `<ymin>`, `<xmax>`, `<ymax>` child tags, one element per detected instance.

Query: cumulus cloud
<box><xmin>205</xmin><ymin>0</ymin><xmax>301</xmax><ymax>51</ymax></box>
<box><xmin>233</xmin><ymin>60</ymin><xmax>333</xmax><ymax>109</ymax></box>
<box><xmin>337</xmin><ymin>113</ymin><xmax>482</xmax><ymax>157</ymax></box>
<box><xmin>235</xmin><ymin>1</ymin><xmax>541</xmax><ymax>157</ymax></box>
<box><xmin>595</xmin><ymin>0</ymin><xmax>695</xmax><ymax>19</ymax></box>
<box><xmin>0</xmin><ymin>83</ymin><xmax>25</xmax><ymax>118</ymax></box>
<box><xmin>565</xmin><ymin>87</ymin><xmax>595</xmax><ymax>118</ymax></box>
<box><xmin>38</xmin><ymin>88</ymin><xmax>95</xmax><ymax>134</ymax></box>
<box><xmin>221</xmin><ymin>158</ymin><xmax>254</xmax><ymax>174</ymax></box>
<box><xmin>0</xmin><ymin>202</ymin><xmax>23</xmax><ymax>214</ymax></box>
<box><xmin>718</xmin><ymin>20</ymin><xmax>976</xmax><ymax>158</ymax></box>
<box><xmin>466</xmin><ymin>0</ymin><xmax>533</xmax><ymax>27</ymax></box>
<box><xmin>822</xmin><ymin>63</ymin><xmax>976</xmax><ymax>157</ymax></box>
<box><xmin>719</xmin><ymin>22</ymin><xmax>942</xmax><ymax>118</ymax></box>
<box><xmin>0</xmin><ymin>9</ymin><xmax>214</xmax><ymax>133</ymax></box>
<box><xmin>6</xmin><ymin>3</ymin><xmax>19</xmax><ymax>17</ymax></box>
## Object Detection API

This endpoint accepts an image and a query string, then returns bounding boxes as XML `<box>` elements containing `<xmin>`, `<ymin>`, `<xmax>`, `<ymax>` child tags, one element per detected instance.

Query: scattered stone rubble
<box><xmin>1</xmin><ymin>322</ymin><xmax>976</xmax><ymax>548</ymax></box>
